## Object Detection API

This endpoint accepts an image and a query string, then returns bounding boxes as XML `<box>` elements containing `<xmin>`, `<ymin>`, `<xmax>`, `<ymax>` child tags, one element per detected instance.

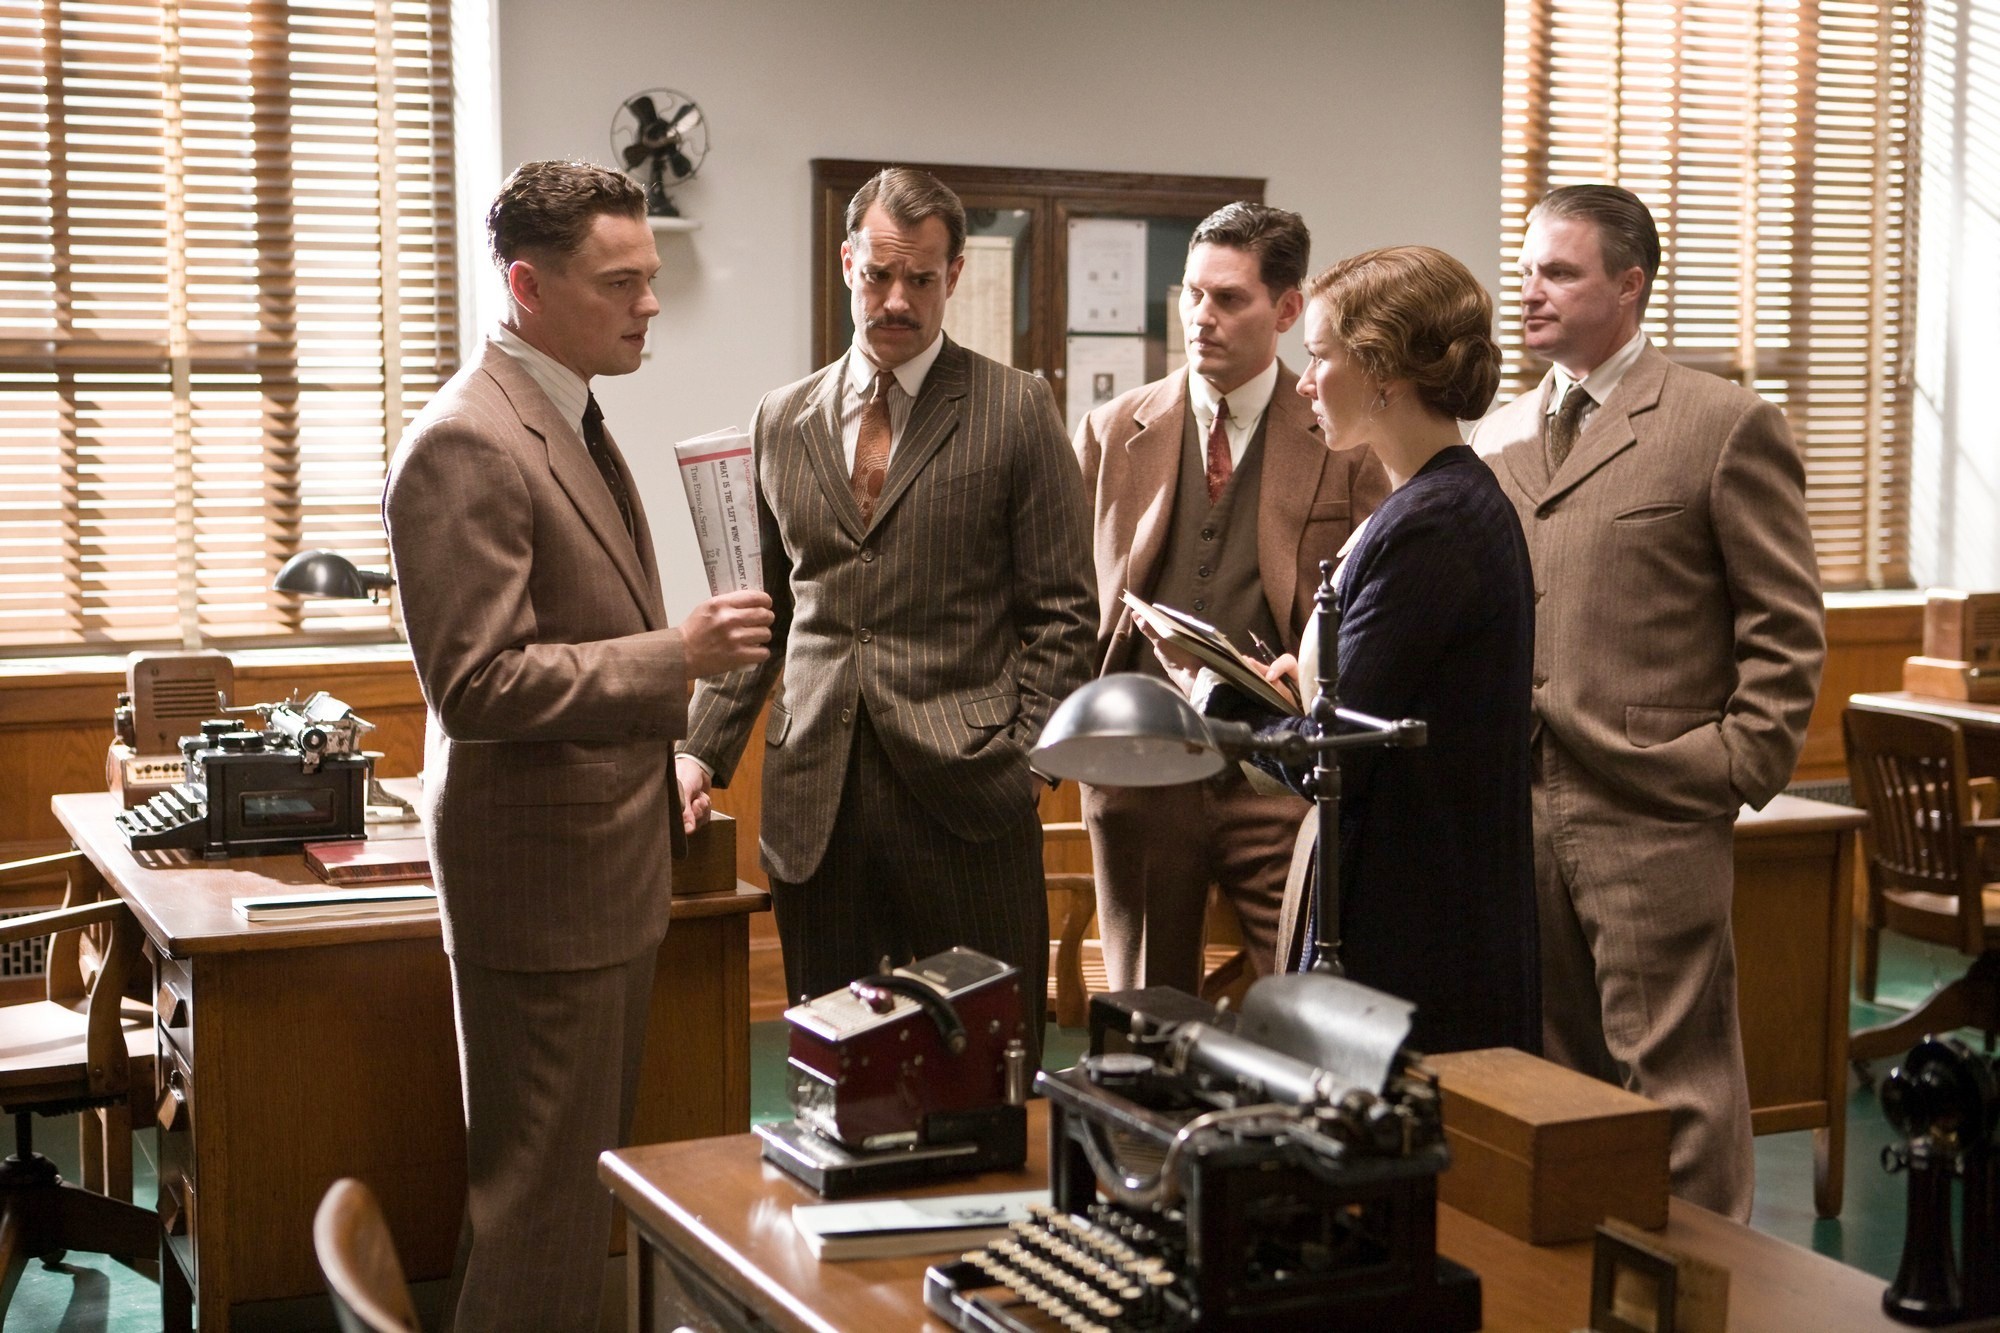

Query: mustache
<box><xmin>866</xmin><ymin>316</ymin><xmax>921</xmax><ymax>331</ymax></box>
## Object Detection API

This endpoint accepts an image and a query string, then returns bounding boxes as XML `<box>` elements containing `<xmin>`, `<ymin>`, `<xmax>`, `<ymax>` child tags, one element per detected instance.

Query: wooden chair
<box><xmin>0</xmin><ymin>849</ymin><xmax>157</xmax><ymax>1314</ymax></box>
<box><xmin>1042</xmin><ymin>821</ymin><xmax>1249</xmax><ymax>1028</ymax></box>
<box><xmin>1844</xmin><ymin>703</ymin><xmax>2000</xmax><ymax>1065</ymax></box>
<box><xmin>315</xmin><ymin>1177</ymin><xmax>422</xmax><ymax>1333</ymax></box>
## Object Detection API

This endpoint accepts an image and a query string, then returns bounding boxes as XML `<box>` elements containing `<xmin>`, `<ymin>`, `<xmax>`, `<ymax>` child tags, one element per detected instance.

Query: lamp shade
<box><xmin>273</xmin><ymin>550</ymin><xmax>395</xmax><ymax>601</ymax></box>
<box><xmin>1030</xmin><ymin>673</ymin><xmax>1226</xmax><ymax>787</ymax></box>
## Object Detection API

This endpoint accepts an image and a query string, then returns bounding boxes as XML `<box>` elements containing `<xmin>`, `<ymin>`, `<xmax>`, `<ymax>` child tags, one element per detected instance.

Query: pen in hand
<box><xmin>1246</xmin><ymin>629</ymin><xmax>1278</xmax><ymax>665</ymax></box>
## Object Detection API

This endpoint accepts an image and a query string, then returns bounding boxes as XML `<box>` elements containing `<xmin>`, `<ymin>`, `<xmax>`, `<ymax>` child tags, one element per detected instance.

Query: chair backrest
<box><xmin>1843</xmin><ymin>703</ymin><xmax>1986</xmax><ymax>955</ymax></box>
<box><xmin>315</xmin><ymin>1178</ymin><xmax>421</xmax><ymax>1333</ymax></box>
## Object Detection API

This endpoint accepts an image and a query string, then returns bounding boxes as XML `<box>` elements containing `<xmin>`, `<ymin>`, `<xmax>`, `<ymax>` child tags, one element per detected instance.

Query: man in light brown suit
<box><xmin>384</xmin><ymin>161</ymin><xmax>772</xmax><ymax>1331</ymax></box>
<box><xmin>677</xmin><ymin>169</ymin><xmax>1094</xmax><ymax>1052</ymax></box>
<box><xmin>1471</xmin><ymin>185</ymin><xmax>1825</xmax><ymax>1220</ymax></box>
<box><xmin>1075</xmin><ymin>203</ymin><xmax>1384</xmax><ymax>990</ymax></box>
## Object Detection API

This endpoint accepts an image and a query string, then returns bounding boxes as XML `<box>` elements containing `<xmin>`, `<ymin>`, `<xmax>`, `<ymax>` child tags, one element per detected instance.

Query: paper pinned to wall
<box><xmin>943</xmin><ymin>234</ymin><xmax>1015</xmax><ymax>366</ymax></box>
<box><xmin>1067</xmin><ymin>218</ymin><xmax>1147</xmax><ymax>333</ymax></box>
<box><xmin>1065</xmin><ymin>335</ymin><xmax>1148</xmax><ymax>433</ymax></box>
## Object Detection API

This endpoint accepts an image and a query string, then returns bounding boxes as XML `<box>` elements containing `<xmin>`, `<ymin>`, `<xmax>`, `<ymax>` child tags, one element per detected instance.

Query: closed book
<box><xmin>233</xmin><ymin>886</ymin><xmax>437</xmax><ymax>924</ymax></box>
<box><xmin>305</xmin><ymin>836</ymin><xmax>432</xmax><ymax>885</ymax></box>
<box><xmin>791</xmin><ymin>1188</ymin><xmax>1047</xmax><ymax>1262</ymax></box>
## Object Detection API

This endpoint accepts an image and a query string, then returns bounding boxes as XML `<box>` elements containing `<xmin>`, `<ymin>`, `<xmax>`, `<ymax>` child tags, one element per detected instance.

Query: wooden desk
<box><xmin>1733</xmin><ymin>792</ymin><xmax>1866</xmax><ymax>1219</ymax></box>
<box><xmin>601</xmin><ymin>1101</ymin><xmax>1910</xmax><ymax>1333</ymax></box>
<box><xmin>1849</xmin><ymin>691</ymin><xmax>2000</xmax><ymax>777</ymax></box>
<box><xmin>52</xmin><ymin>789</ymin><xmax>768</xmax><ymax>1333</ymax></box>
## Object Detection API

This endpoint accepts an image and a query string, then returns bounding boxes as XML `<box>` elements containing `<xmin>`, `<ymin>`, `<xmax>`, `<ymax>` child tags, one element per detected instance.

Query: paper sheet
<box><xmin>674</xmin><ymin>428</ymin><xmax>762</xmax><ymax>595</ymax></box>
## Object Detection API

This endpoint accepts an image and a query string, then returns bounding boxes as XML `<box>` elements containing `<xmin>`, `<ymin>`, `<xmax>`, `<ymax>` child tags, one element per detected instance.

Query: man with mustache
<box><xmin>677</xmin><ymin>168</ymin><xmax>1094</xmax><ymax>1052</ymax></box>
<box><xmin>1472</xmin><ymin>184</ymin><xmax>1824</xmax><ymax>1219</ymax></box>
<box><xmin>1073</xmin><ymin>203</ymin><xmax>1383</xmax><ymax>990</ymax></box>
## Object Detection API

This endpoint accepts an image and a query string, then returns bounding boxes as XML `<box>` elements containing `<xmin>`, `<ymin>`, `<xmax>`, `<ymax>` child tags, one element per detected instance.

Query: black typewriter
<box><xmin>925</xmin><ymin>974</ymin><xmax>1479</xmax><ymax>1333</ymax></box>
<box><xmin>115</xmin><ymin>692</ymin><xmax>373</xmax><ymax>860</ymax></box>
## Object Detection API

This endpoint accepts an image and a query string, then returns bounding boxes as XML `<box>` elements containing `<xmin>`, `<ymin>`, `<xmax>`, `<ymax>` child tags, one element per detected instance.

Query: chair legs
<box><xmin>1852</xmin><ymin>951</ymin><xmax>2000</xmax><ymax>1065</ymax></box>
<box><xmin>0</xmin><ymin>1111</ymin><xmax>159</xmax><ymax>1319</ymax></box>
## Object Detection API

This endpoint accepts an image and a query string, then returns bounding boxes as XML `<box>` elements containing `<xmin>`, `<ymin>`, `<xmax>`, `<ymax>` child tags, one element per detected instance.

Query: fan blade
<box><xmin>667</xmin><ymin>100</ymin><xmax>701</xmax><ymax>131</ymax></box>
<box><xmin>627</xmin><ymin>95</ymin><xmax>661</xmax><ymax>129</ymax></box>
<box><xmin>667</xmin><ymin>147</ymin><xmax>694</xmax><ymax>179</ymax></box>
<box><xmin>622</xmin><ymin>141</ymin><xmax>655</xmax><ymax>170</ymax></box>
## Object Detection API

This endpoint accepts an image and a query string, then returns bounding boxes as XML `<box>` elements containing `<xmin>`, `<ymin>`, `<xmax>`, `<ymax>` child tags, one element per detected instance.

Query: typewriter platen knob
<box><xmin>1081</xmin><ymin>1052</ymin><xmax>1154</xmax><ymax>1091</ymax></box>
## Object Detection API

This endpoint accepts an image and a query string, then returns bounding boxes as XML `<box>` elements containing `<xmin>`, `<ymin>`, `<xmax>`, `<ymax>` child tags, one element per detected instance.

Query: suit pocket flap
<box><xmin>960</xmin><ymin>691</ymin><xmax>1018</xmax><ymax>730</ymax></box>
<box><xmin>1625</xmin><ymin>705</ymin><xmax>1721</xmax><ymax>748</ymax></box>
<box><xmin>1307</xmin><ymin>501</ymin><xmax>1350</xmax><ymax>521</ymax></box>
<box><xmin>491</xmin><ymin>760</ymin><xmax>618</xmax><ymax>806</ymax></box>
<box><xmin>764</xmin><ymin>703</ymin><xmax>791</xmax><ymax>746</ymax></box>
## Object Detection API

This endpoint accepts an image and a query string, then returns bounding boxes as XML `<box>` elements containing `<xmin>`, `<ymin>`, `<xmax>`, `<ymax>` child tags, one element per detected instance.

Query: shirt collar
<box><xmin>492</xmin><ymin>322</ymin><xmax>591</xmax><ymax>436</ymax></box>
<box><xmin>1548</xmin><ymin>328</ymin><xmax>1648</xmax><ymax>414</ymax></box>
<box><xmin>1188</xmin><ymin>358</ymin><xmax>1280</xmax><ymax>428</ymax></box>
<box><xmin>847</xmin><ymin>332</ymin><xmax>946</xmax><ymax>403</ymax></box>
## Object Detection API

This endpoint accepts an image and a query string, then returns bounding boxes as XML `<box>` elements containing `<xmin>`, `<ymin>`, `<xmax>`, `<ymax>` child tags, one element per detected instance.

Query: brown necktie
<box><xmin>850</xmin><ymin>372</ymin><xmax>892</xmax><ymax>525</ymax></box>
<box><xmin>1545</xmin><ymin>386</ymin><xmax>1591</xmax><ymax>472</ymax></box>
<box><xmin>582</xmin><ymin>394</ymin><xmax>635</xmax><ymax>538</ymax></box>
<box><xmin>1204</xmin><ymin>398</ymin><xmax>1233</xmax><ymax>503</ymax></box>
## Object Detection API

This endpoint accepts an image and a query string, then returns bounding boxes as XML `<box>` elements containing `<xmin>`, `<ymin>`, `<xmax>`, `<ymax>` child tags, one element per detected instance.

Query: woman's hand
<box><xmin>1136</xmin><ymin>621</ymin><xmax>1203</xmax><ymax>697</ymax></box>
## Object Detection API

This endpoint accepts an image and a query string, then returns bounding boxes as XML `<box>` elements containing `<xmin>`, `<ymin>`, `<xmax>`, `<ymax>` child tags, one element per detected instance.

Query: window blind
<box><xmin>1501</xmin><ymin>0</ymin><xmax>1918</xmax><ymax>590</ymax></box>
<box><xmin>0</xmin><ymin>0</ymin><xmax>456</xmax><ymax>652</ymax></box>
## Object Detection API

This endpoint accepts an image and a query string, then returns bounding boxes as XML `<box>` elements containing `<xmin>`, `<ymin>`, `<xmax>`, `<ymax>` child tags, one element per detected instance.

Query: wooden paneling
<box><xmin>1796</xmin><ymin>600</ymin><xmax>1925</xmax><ymax>781</ymax></box>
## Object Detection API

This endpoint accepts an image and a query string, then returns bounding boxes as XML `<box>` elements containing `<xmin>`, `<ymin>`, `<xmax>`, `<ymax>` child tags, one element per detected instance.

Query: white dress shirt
<box><xmin>493</xmin><ymin>323</ymin><xmax>591</xmax><ymax>439</ymax></box>
<box><xmin>1546</xmin><ymin>327</ymin><xmax>1648</xmax><ymax>424</ymax></box>
<box><xmin>1187</xmin><ymin>358</ymin><xmax>1280</xmax><ymax>468</ymax></box>
<box><xmin>840</xmin><ymin>332</ymin><xmax>946</xmax><ymax>474</ymax></box>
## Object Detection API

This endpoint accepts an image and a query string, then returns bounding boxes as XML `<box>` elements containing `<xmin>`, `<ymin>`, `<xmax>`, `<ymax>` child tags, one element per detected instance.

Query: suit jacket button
<box><xmin>1192</xmin><ymin>598</ymin><xmax>1207</xmax><ymax>612</ymax></box>
<box><xmin>1533</xmin><ymin>673</ymin><xmax>1547</xmax><ymax>687</ymax></box>
<box><xmin>858</xmin><ymin>629</ymin><xmax>873</xmax><ymax>644</ymax></box>
<box><xmin>861</xmin><ymin>550</ymin><xmax>876</xmax><ymax>563</ymax></box>
<box><xmin>840</xmin><ymin>708</ymin><xmax>853</xmax><ymax>724</ymax></box>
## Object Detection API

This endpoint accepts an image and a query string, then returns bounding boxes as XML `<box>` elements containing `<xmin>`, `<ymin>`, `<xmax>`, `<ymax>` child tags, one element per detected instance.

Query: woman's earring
<box><xmin>1372</xmin><ymin>388</ymin><xmax>1390</xmax><ymax>412</ymax></box>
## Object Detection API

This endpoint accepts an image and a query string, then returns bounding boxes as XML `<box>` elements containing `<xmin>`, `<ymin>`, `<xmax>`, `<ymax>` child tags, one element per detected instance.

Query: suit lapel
<box><xmin>870</xmin><ymin>338</ymin><xmax>968</xmax><ymax>527</ymax></box>
<box><xmin>1120</xmin><ymin>373</ymin><xmax>1192</xmax><ymax>607</ymax></box>
<box><xmin>793</xmin><ymin>362</ymin><xmax>860</xmax><ymax>542</ymax></box>
<box><xmin>1255</xmin><ymin>362</ymin><xmax>1326</xmax><ymax>635</ymax></box>
<box><xmin>1496</xmin><ymin>369</ymin><xmax>1558</xmax><ymax>503</ymax></box>
<box><xmin>1540</xmin><ymin>342</ymin><xmax>1666</xmax><ymax>507</ymax></box>
<box><xmin>481</xmin><ymin>346</ymin><xmax>660</xmax><ymax>629</ymax></box>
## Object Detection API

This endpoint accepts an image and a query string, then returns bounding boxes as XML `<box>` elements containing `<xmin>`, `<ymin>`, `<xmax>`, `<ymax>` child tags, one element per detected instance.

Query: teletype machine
<box><xmin>924</xmin><ymin>972</ymin><xmax>1480</xmax><ymax>1333</ymax></box>
<box><xmin>114</xmin><ymin>691</ymin><xmax>375</xmax><ymax>859</ymax></box>
<box><xmin>758</xmin><ymin>948</ymin><xmax>1034</xmax><ymax>1198</ymax></box>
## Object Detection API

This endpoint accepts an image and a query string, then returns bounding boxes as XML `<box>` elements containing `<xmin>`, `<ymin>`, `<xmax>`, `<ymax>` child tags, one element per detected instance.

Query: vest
<box><xmin>1127</xmin><ymin>401</ymin><xmax>1283</xmax><ymax>681</ymax></box>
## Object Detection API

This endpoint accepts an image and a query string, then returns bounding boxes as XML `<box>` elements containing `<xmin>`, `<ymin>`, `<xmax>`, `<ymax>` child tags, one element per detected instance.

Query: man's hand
<box><xmin>682</xmin><ymin>590</ymin><xmax>774</xmax><ymax>678</ymax></box>
<box><xmin>1136</xmin><ymin>620</ymin><xmax>1203</xmax><ymax>697</ymax></box>
<box><xmin>674</xmin><ymin>753</ymin><xmax>713</xmax><ymax>834</ymax></box>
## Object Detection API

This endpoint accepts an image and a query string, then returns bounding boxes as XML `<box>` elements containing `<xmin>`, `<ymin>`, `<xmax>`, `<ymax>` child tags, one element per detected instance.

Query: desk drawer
<box><xmin>155</xmin><ymin>954</ymin><xmax>192</xmax><ymax>1065</ymax></box>
<box><xmin>156</xmin><ymin>1045</ymin><xmax>197</xmax><ymax>1289</ymax></box>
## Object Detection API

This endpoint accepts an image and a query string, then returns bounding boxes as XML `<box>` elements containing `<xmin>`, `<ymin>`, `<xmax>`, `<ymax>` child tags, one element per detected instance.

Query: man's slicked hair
<box><xmin>1528</xmin><ymin>184</ymin><xmax>1661</xmax><ymax>315</ymax></box>
<box><xmin>487</xmin><ymin>160</ymin><xmax>646</xmax><ymax>273</ymax></box>
<box><xmin>1190</xmin><ymin>202</ymin><xmax>1312</xmax><ymax>297</ymax></box>
<box><xmin>844</xmin><ymin>168</ymin><xmax>968</xmax><ymax>263</ymax></box>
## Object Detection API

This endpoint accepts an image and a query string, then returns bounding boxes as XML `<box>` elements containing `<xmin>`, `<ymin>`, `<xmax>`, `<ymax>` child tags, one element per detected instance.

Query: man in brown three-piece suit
<box><xmin>1075</xmin><ymin>204</ymin><xmax>1384</xmax><ymax>991</ymax></box>
<box><xmin>1471</xmin><ymin>185</ymin><xmax>1825</xmax><ymax>1220</ymax></box>
<box><xmin>384</xmin><ymin>161</ymin><xmax>772</xmax><ymax>1331</ymax></box>
<box><xmin>677</xmin><ymin>169</ymin><xmax>1095</xmax><ymax>1052</ymax></box>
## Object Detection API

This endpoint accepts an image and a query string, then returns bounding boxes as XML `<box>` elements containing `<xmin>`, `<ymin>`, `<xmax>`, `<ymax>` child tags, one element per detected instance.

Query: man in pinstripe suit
<box><xmin>386</xmin><ymin>161</ymin><xmax>772</xmax><ymax>1331</ymax></box>
<box><xmin>678</xmin><ymin>169</ymin><xmax>1095</xmax><ymax>1050</ymax></box>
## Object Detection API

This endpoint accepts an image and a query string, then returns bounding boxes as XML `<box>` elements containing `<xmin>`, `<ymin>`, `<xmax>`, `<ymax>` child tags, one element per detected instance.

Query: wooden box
<box><xmin>674</xmin><ymin>809</ymin><xmax>737</xmax><ymax>896</ymax></box>
<box><xmin>1922</xmin><ymin>588</ymin><xmax>2000</xmax><ymax>667</ymax></box>
<box><xmin>1427</xmin><ymin>1047</ymin><xmax>1670</xmax><ymax>1245</ymax></box>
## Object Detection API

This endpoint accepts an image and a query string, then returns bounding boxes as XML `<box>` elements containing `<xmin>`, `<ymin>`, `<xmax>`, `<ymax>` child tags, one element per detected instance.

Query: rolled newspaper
<box><xmin>674</xmin><ymin>427</ymin><xmax>762</xmax><ymax>594</ymax></box>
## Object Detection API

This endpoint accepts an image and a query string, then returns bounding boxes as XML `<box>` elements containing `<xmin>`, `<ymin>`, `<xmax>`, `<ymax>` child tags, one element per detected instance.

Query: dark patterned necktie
<box><xmin>1545</xmin><ymin>386</ymin><xmax>1591</xmax><ymax>472</ymax></box>
<box><xmin>1204</xmin><ymin>398</ymin><xmax>1233</xmax><ymax>502</ymax></box>
<box><xmin>582</xmin><ymin>394</ymin><xmax>634</xmax><ymax>538</ymax></box>
<box><xmin>850</xmin><ymin>372</ymin><xmax>892</xmax><ymax>525</ymax></box>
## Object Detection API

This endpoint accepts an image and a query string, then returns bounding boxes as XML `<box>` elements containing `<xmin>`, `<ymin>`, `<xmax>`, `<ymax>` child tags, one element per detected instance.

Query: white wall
<box><xmin>491</xmin><ymin>0</ymin><xmax>1505</xmax><ymax>616</ymax></box>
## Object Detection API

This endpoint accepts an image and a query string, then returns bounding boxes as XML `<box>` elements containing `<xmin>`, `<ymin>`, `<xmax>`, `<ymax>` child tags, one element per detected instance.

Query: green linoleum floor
<box><xmin>12</xmin><ymin>930</ymin><xmax>1987</xmax><ymax>1330</ymax></box>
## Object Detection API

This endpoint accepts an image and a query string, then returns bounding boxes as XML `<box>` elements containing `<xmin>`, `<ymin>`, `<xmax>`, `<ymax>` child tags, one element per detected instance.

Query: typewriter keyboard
<box><xmin>926</xmin><ymin>1201</ymin><xmax>1189</xmax><ymax>1332</ymax></box>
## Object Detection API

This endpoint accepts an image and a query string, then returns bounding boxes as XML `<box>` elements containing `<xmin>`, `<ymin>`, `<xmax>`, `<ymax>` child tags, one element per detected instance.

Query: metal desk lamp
<box><xmin>1032</xmin><ymin>563</ymin><xmax>1425</xmax><ymax>974</ymax></box>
